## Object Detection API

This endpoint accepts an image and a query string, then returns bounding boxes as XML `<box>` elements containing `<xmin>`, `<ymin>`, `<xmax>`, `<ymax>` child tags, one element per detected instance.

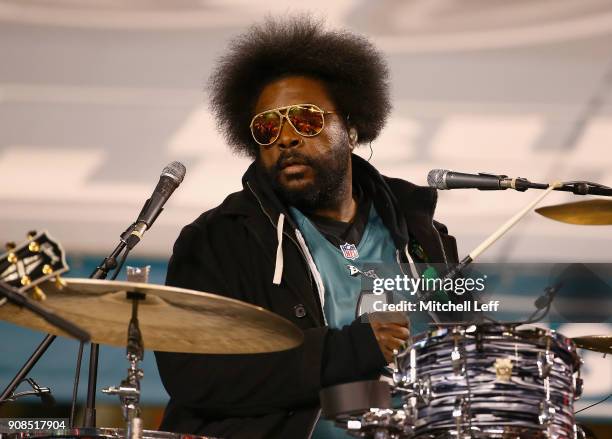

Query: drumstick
<box><xmin>446</xmin><ymin>181</ymin><xmax>562</xmax><ymax>279</ymax></box>
<box><xmin>470</xmin><ymin>181</ymin><xmax>562</xmax><ymax>261</ymax></box>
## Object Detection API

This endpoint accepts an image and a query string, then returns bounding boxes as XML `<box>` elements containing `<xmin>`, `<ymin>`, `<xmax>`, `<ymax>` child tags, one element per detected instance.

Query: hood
<box><xmin>232</xmin><ymin>154</ymin><xmax>441</xmax><ymax>285</ymax></box>
<box><xmin>239</xmin><ymin>154</ymin><xmax>439</xmax><ymax>232</ymax></box>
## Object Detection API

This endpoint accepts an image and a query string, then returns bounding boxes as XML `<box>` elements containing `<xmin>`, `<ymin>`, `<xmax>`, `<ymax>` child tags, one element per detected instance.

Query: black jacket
<box><xmin>154</xmin><ymin>155</ymin><xmax>459</xmax><ymax>439</ymax></box>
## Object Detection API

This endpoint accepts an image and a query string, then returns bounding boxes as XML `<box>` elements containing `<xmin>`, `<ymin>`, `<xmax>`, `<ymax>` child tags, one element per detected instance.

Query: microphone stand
<box><xmin>82</xmin><ymin>225</ymin><xmax>134</xmax><ymax>428</ymax></box>
<box><xmin>80</xmin><ymin>195</ymin><xmax>168</xmax><ymax>426</ymax></box>
<box><xmin>0</xmin><ymin>281</ymin><xmax>90</xmax><ymax>405</ymax></box>
<box><xmin>503</xmin><ymin>177</ymin><xmax>612</xmax><ymax>197</ymax></box>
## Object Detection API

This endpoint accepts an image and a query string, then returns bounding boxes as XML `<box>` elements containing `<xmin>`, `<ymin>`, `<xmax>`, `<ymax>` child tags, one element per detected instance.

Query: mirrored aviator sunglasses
<box><xmin>250</xmin><ymin>104</ymin><xmax>334</xmax><ymax>146</ymax></box>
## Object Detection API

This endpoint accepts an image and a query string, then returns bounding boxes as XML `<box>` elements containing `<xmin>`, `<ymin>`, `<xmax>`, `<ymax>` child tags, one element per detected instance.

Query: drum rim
<box><xmin>408</xmin><ymin>323</ymin><xmax>581</xmax><ymax>366</ymax></box>
<box><xmin>4</xmin><ymin>428</ymin><xmax>214</xmax><ymax>439</ymax></box>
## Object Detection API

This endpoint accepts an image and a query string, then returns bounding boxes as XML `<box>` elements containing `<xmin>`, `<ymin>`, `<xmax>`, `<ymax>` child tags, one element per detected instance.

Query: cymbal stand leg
<box><xmin>0</xmin><ymin>334</ymin><xmax>56</xmax><ymax>404</ymax></box>
<box><xmin>69</xmin><ymin>341</ymin><xmax>85</xmax><ymax>427</ymax></box>
<box><xmin>102</xmin><ymin>293</ymin><xmax>145</xmax><ymax>439</ymax></box>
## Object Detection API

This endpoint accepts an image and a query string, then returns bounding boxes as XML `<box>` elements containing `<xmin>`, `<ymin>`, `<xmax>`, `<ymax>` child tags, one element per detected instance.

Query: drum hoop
<box><xmin>410</xmin><ymin>324</ymin><xmax>581</xmax><ymax>367</ymax></box>
<box><xmin>5</xmin><ymin>428</ymin><xmax>215</xmax><ymax>439</ymax></box>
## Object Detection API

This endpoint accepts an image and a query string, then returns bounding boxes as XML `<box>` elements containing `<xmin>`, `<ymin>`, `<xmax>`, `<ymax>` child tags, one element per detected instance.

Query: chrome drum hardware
<box><xmin>395</xmin><ymin>324</ymin><xmax>582</xmax><ymax>439</ymax></box>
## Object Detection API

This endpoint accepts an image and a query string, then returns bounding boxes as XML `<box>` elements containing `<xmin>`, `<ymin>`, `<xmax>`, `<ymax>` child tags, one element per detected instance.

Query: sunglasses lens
<box><xmin>288</xmin><ymin>105</ymin><xmax>324</xmax><ymax>136</ymax></box>
<box><xmin>251</xmin><ymin>111</ymin><xmax>282</xmax><ymax>145</ymax></box>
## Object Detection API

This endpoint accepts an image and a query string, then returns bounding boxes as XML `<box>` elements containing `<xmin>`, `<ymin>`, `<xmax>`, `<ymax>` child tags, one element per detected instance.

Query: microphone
<box><xmin>427</xmin><ymin>169</ymin><xmax>530</xmax><ymax>191</ymax></box>
<box><xmin>126</xmin><ymin>161</ymin><xmax>186</xmax><ymax>249</ymax></box>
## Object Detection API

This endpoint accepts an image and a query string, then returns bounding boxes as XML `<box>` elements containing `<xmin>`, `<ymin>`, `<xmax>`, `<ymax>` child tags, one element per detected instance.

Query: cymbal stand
<box><xmin>102</xmin><ymin>292</ymin><xmax>145</xmax><ymax>439</ymax></box>
<box><xmin>0</xmin><ymin>280</ymin><xmax>90</xmax><ymax>406</ymax></box>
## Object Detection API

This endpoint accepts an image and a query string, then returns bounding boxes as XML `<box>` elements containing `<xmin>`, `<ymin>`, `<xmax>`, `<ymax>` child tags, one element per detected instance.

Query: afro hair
<box><xmin>208</xmin><ymin>15</ymin><xmax>391</xmax><ymax>157</ymax></box>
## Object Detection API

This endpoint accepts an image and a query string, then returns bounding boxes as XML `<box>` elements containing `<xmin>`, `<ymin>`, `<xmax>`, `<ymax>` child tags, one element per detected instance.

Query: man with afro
<box><xmin>155</xmin><ymin>15</ymin><xmax>458</xmax><ymax>439</ymax></box>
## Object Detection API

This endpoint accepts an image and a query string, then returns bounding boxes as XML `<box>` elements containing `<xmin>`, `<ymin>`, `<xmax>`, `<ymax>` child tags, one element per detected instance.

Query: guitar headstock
<box><xmin>0</xmin><ymin>230</ymin><xmax>69</xmax><ymax>300</ymax></box>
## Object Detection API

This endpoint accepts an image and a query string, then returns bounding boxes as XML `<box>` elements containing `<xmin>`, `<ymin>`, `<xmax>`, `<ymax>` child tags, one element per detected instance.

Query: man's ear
<box><xmin>348</xmin><ymin>126</ymin><xmax>358</xmax><ymax>149</ymax></box>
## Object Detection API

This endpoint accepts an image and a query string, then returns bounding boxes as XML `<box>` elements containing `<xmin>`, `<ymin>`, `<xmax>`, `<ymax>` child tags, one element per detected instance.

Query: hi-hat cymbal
<box><xmin>0</xmin><ymin>278</ymin><xmax>303</xmax><ymax>354</ymax></box>
<box><xmin>572</xmin><ymin>335</ymin><xmax>612</xmax><ymax>354</ymax></box>
<box><xmin>535</xmin><ymin>199</ymin><xmax>612</xmax><ymax>225</ymax></box>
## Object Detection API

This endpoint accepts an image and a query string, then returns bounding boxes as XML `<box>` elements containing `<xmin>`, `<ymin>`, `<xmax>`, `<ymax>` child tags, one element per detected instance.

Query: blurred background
<box><xmin>1</xmin><ymin>0</ymin><xmax>611</xmax><ymax>434</ymax></box>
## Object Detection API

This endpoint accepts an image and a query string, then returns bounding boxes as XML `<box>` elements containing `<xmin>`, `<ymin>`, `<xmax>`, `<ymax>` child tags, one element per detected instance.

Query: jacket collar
<box><xmin>227</xmin><ymin>155</ymin><xmax>437</xmax><ymax>219</ymax></box>
<box><xmin>217</xmin><ymin>153</ymin><xmax>443</xmax><ymax>260</ymax></box>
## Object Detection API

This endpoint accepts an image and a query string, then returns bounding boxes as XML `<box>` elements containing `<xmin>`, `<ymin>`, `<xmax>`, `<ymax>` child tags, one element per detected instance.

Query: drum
<box><xmin>397</xmin><ymin>324</ymin><xmax>583</xmax><ymax>439</ymax></box>
<box><xmin>6</xmin><ymin>428</ymin><xmax>217</xmax><ymax>439</ymax></box>
<box><xmin>319</xmin><ymin>380</ymin><xmax>411</xmax><ymax>438</ymax></box>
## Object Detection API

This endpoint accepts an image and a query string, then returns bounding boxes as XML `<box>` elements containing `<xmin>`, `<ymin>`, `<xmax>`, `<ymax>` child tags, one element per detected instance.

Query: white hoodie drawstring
<box><xmin>272</xmin><ymin>213</ymin><xmax>285</xmax><ymax>285</ymax></box>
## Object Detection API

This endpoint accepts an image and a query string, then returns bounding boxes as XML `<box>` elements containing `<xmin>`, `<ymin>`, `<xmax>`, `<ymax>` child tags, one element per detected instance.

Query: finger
<box><xmin>370</xmin><ymin>320</ymin><xmax>383</xmax><ymax>331</ymax></box>
<box><xmin>371</xmin><ymin>323</ymin><xmax>398</xmax><ymax>362</ymax></box>
<box><xmin>369</xmin><ymin>311</ymin><xmax>409</xmax><ymax>326</ymax></box>
<box><xmin>382</xmin><ymin>336</ymin><xmax>408</xmax><ymax>352</ymax></box>
<box><xmin>381</xmin><ymin>321</ymin><xmax>408</xmax><ymax>329</ymax></box>
<box><xmin>378</xmin><ymin>332</ymin><xmax>408</xmax><ymax>351</ymax></box>
<box><xmin>379</xmin><ymin>325</ymin><xmax>410</xmax><ymax>340</ymax></box>
<box><xmin>380</xmin><ymin>346</ymin><xmax>393</xmax><ymax>363</ymax></box>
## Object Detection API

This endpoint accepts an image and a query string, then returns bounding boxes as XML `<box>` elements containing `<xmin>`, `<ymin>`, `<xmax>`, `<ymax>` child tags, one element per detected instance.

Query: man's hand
<box><xmin>369</xmin><ymin>312</ymin><xmax>410</xmax><ymax>363</ymax></box>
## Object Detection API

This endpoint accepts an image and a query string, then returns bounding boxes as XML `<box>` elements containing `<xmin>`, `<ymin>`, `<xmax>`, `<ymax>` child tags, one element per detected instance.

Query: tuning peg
<box><xmin>27</xmin><ymin>230</ymin><xmax>37</xmax><ymax>240</ymax></box>
<box><xmin>31</xmin><ymin>286</ymin><xmax>47</xmax><ymax>301</ymax></box>
<box><xmin>5</xmin><ymin>242</ymin><xmax>16</xmax><ymax>251</ymax></box>
<box><xmin>55</xmin><ymin>276</ymin><xmax>66</xmax><ymax>290</ymax></box>
<box><xmin>20</xmin><ymin>275</ymin><xmax>31</xmax><ymax>286</ymax></box>
<box><xmin>7</xmin><ymin>252</ymin><xmax>17</xmax><ymax>264</ymax></box>
<box><xmin>28</xmin><ymin>241</ymin><xmax>40</xmax><ymax>253</ymax></box>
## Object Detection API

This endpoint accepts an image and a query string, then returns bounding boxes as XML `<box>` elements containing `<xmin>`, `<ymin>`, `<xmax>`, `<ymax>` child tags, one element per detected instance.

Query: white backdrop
<box><xmin>1</xmin><ymin>0</ymin><xmax>611</xmax><ymax>262</ymax></box>
<box><xmin>0</xmin><ymin>0</ymin><xmax>611</xmax><ymax>419</ymax></box>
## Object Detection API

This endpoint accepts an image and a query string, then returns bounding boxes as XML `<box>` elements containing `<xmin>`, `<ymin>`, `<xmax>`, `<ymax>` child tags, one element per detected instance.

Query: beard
<box><xmin>261</xmin><ymin>143</ymin><xmax>351</xmax><ymax>212</ymax></box>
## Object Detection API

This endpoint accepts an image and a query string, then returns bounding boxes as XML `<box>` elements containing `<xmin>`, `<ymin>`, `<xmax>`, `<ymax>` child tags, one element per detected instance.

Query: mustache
<box><xmin>275</xmin><ymin>153</ymin><xmax>314</xmax><ymax>172</ymax></box>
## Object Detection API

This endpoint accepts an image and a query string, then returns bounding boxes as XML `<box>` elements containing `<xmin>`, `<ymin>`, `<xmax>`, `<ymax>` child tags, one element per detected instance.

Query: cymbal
<box><xmin>0</xmin><ymin>278</ymin><xmax>303</xmax><ymax>354</ymax></box>
<box><xmin>572</xmin><ymin>335</ymin><xmax>612</xmax><ymax>354</ymax></box>
<box><xmin>535</xmin><ymin>199</ymin><xmax>612</xmax><ymax>225</ymax></box>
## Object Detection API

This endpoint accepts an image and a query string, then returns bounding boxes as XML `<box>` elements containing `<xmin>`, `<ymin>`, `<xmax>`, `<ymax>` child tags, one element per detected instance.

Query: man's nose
<box><xmin>276</xmin><ymin>118</ymin><xmax>301</xmax><ymax>149</ymax></box>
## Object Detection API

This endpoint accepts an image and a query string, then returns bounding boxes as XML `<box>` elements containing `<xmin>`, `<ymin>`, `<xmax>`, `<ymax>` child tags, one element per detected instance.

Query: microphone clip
<box><xmin>1</xmin><ymin>378</ymin><xmax>55</xmax><ymax>406</ymax></box>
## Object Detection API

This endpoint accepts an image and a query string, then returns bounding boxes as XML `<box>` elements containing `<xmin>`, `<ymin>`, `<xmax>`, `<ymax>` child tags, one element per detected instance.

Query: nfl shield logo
<box><xmin>340</xmin><ymin>243</ymin><xmax>359</xmax><ymax>260</ymax></box>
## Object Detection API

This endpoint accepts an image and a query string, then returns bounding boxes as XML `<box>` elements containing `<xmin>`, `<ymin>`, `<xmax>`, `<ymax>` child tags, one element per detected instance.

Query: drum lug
<box><xmin>537</xmin><ymin>351</ymin><xmax>553</xmax><ymax>379</ymax></box>
<box><xmin>452</xmin><ymin>396</ymin><xmax>470</xmax><ymax>437</ymax></box>
<box><xmin>414</xmin><ymin>376</ymin><xmax>431</xmax><ymax>405</ymax></box>
<box><xmin>475</xmin><ymin>329</ymin><xmax>484</xmax><ymax>352</ymax></box>
<box><xmin>403</xmin><ymin>398</ymin><xmax>418</xmax><ymax>426</ymax></box>
<box><xmin>451</xmin><ymin>330</ymin><xmax>466</xmax><ymax>375</ymax></box>
<box><xmin>451</xmin><ymin>346</ymin><xmax>465</xmax><ymax>375</ymax></box>
<box><xmin>574</xmin><ymin>374</ymin><xmax>584</xmax><ymax>400</ymax></box>
<box><xmin>391</xmin><ymin>349</ymin><xmax>407</xmax><ymax>387</ymax></box>
<box><xmin>538</xmin><ymin>400</ymin><xmax>556</xmax><ymax>425</ymax></box>
<box><xmin>452</xmin><ymin>396</ymin><xmax>464</xmax><ymax>418</ymax></box>
<box><xmin>574</xmin><ymin>423</ymin><xmax>587</xmax><ymax>439</ymax></box>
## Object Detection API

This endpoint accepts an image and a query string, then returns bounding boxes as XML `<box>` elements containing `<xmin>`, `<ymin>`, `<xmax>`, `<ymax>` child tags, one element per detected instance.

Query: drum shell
<box><xmin>398</xmin><ymin>324</ymin><xmax>582</xmax><ymax>439</ymax></box>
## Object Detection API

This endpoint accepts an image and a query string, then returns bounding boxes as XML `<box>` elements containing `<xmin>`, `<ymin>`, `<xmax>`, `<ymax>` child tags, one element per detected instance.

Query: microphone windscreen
<box><xmin>162</xmin><ymin>161</ymin><xmax>186</xmax><ymax>184</ymax></box>
<box><xmin>427</xmin><ymin>169</ymin><xmax>447</xmax><ymax>189</ymax></box>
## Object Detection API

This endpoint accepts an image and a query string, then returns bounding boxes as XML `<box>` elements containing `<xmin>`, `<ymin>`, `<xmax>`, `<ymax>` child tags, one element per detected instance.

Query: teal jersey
<box><xmin>289</xmin><ymin>204</ymin><xmax>399</xmax><ymax>439</ymax></box>
<box><xmin>290</xmin><ymin>205</ymin><xmax>399</xmax><ymax>328</ymax></box>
